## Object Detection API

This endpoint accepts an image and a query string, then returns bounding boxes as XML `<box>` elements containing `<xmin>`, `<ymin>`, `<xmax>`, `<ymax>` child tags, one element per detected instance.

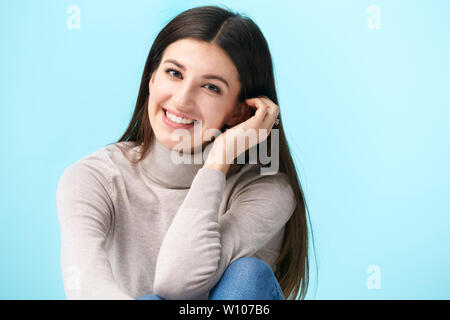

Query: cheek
<box><xmin>148</xmin><ymin>82</ymin><xmax>170</xmax><ymax>111</ymax></box>
<box><xmin>149</xmin><ymin>72</ymin><xmax>171</xmax><ymax>97</ymax></box>
<box><xmin>201</xmin><ymin>109</ymin><xmax>227</xmax><ymax>128</ymax></box>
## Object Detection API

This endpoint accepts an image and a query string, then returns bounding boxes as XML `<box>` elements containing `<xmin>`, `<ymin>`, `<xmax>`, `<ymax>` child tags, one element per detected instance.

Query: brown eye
<box><xmin>164</xmin><ymin>68</ymin><xmax>221</xmax><ymax>95</ymax></box>
<box><xmin>166</xmin><ymin>68</ymin><xmax>181</xmax><ymax>78</ymax></box>
<box><xmin>204</xmin><ymin>84</ymin><xmax>221</xmax><ymax>94</ymax></box>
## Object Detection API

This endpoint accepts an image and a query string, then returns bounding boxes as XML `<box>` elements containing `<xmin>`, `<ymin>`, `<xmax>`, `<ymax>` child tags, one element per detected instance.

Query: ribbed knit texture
<box><xmin>56</xmin><ymin>138</ymin><xmax>296</xmax><ymax>299</ymax></box>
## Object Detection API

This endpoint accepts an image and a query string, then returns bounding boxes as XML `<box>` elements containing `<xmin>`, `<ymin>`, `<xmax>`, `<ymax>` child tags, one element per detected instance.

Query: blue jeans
<box><xmin>136</xmin><ymin>257</ymin><xmax>284</xmax><ymax>300</ymax></box>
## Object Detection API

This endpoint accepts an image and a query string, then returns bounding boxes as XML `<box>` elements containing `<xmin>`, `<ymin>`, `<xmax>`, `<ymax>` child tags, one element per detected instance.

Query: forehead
<box><xmin>161</xmin><ymin>38</ymin><xmax>240</xmax><ymax>83</ymax></box>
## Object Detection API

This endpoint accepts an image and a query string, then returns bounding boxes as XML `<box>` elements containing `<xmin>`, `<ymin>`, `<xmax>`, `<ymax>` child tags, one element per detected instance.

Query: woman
<box><xmin>56</xmin><ymin>5</ymin><xmax>314</xmax><ymax>300</ymax></box>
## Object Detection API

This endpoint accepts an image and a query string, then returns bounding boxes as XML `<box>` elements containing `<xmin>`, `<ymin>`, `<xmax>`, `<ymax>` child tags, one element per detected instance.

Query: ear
<box><xmin>148</xmin><ymin>71</ymin><xmax>155</xmax><ymax>88</ymax></box>
<box><xmin>149</xmin><ymin>71</ymin><xmax>156</xmax><ymax>91</ymax></box>
<box><xmin>224</xmin><ymin>101</ymin><xmax>251</xmax><ymax>127</ymax></box>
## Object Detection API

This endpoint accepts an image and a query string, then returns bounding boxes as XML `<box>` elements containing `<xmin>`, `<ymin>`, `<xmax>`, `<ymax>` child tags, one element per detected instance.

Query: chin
<box><xmin>153</xmin><ymin>130</ymin><xmax>190</xmax><ymax>151</ymax></box>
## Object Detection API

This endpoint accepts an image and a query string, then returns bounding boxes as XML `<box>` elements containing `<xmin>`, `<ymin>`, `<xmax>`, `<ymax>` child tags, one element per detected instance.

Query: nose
<box><xmin>172</xmin><ymin>80</ymin><xmax>196</xmax><ymax>114</ymax></box>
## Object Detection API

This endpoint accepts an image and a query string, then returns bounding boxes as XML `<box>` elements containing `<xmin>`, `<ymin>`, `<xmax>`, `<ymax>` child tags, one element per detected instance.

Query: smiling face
<box><xmin>148</xmin><ymin>38</ymin><xmax>248</xmax><ymax>152</ymax></box>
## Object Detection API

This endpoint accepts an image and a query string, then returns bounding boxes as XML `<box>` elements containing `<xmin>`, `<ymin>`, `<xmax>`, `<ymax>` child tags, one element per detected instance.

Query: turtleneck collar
<box><xmin>138</xmin><ymin>137</ymin><xmax>242</xmax><ymax>189</ymax></box>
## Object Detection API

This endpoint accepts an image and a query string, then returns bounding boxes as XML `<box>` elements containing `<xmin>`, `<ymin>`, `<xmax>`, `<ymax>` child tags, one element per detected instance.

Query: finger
<box><xmin>266</xmin><ymin>104</ymin><xmax>280</xmax><ymax>123</ymax></box>
<box><xmin>253</xmin><ymin>102</ymin><xmax>277</xmax><ymax>133</ymax></box>
<box><xmin>259</xmin><ymin>96</ymin><xmax>280</xmax><ymax>116</ymax></box>
<box><xmin>251</xmin><ymin>97</ymin><xmax>276</xmax><ymax>125</ymax></box>
<box><xmin>249</xmin><ymin>96</ymin><xmax>278</xmax><ymax>120</ymax></box>
<box><xmin>245</xmin><ymin>97</ymin><xmax>269</xmax><ymax>121</ymax></box>
<box><xmin>250</xmin><ymin>98</ymin><xmax>276</xmax><ymax>138</ymax></box>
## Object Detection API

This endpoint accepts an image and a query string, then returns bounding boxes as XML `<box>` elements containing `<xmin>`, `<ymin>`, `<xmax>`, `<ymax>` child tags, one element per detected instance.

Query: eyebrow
<box><xmin>162</xmin><ymin>59</ymin><xmax>230</xmax><ymax>89</ymax></box>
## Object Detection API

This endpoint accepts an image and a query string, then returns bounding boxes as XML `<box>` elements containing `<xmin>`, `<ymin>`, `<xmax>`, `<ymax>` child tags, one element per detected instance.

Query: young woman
<box><xmin>56</xmin><ymin>5</ymin><xmax>314</xmax><ymax>300</ymax></box>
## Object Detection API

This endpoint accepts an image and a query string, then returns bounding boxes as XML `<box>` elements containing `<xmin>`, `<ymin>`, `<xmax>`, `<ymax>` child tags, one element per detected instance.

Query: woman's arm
<box><xmin>153</xmin><ymin>166</ymin><xmax>296</xmax><ymax>299</ymax></box>
<box><xmin>56</xmin><ymin>161</ymin><xmax>133</xmax><ymax>300</ymax></box>
<box><xmin>153</xmin><ymin>95</ymin><xmax>290</xmax><ymax>299</ymax></box>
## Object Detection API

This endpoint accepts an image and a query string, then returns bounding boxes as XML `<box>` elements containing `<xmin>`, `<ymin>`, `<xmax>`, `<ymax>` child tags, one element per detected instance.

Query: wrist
<box><xmin>203</xmin><ymin>159</ymin><xmax>231</xmax><ymax>176</ymax></box>
<box><xmin>203</xmin><ymin>147</ymin><xmax>231</xmax><ymax>175</ymax></box>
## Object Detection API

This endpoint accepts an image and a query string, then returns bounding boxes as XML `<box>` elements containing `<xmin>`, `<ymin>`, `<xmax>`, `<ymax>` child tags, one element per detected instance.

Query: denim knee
<box><xmin>209</xmin><ymin>257</ymin><xmax>284</xmax><ymax>300</ymax></box>
<box><xmin>227</xmin><ymin>257</ymin><xmax>273</xmax><ymax>277</ymax></box>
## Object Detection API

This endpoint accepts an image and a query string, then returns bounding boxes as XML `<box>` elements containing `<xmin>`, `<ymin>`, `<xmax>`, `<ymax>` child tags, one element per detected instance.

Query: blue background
<box><xmin>1</xmin><ymin>0</ymin><xmax>449</xmax><ymax>299</ymax></box>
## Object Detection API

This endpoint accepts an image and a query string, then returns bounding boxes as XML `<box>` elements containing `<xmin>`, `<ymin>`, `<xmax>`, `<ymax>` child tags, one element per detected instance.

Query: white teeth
<box><xmin>165</xmin><ymin>110</ymin><xmax>195</xmax><ymax>124</ymax></box>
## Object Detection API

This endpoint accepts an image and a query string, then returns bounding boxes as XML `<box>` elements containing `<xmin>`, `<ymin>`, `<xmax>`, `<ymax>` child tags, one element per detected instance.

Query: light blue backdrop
<box><xmin>1</xmin><ymin>0</ymin><xmax>449</xmax><ymax>299</ymax></box>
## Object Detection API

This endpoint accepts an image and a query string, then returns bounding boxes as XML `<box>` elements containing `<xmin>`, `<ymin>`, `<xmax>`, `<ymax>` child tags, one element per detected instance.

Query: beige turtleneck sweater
<box><xmin>56</xmin><ymin>137</ymin><xmax>296</xmax><ymax>300</ymax></box>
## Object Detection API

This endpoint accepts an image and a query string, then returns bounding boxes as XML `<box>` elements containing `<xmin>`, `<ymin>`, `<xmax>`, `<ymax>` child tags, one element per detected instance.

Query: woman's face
<box><xmin>148</xmin><ymin>38</ymin><xmax>247</xmax><ymax>152</ymax></box>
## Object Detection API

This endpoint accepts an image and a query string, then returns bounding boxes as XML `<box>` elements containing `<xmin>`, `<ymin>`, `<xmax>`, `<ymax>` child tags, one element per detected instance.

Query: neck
<box><xmin>138</xmin><ymin>137</ymin><xmax>221</xmax><ymax>188</ymax></box>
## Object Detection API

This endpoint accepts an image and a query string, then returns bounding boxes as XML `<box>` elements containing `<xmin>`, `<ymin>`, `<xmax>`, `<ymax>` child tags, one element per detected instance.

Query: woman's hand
<box><xmin>204</xmin><ymin>96</ymin><xmax>280</xmax><ymax>174</ymax></box>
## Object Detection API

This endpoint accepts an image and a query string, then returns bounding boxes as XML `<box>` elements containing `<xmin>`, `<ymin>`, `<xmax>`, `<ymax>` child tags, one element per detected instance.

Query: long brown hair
<box><xmin>110</xmin><ymin>5</ymin><xmax>316</xmax><ymax>300</ymax></box>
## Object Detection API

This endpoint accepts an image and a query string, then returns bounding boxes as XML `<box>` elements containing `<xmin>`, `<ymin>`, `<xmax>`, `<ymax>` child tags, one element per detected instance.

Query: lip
<box><xmin>163</xmin><ymin>108</ymin><xmax>196</xmax><ymax>121</ymax></box>
<box><xmin>162</xmin><ymin>108</ymin><xmax>196</xmax><ymax>129</ymax></box>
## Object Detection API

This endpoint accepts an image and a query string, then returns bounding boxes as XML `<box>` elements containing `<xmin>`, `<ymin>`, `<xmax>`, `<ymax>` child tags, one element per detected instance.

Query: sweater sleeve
<box><xmin>153</xmin><ymin>167</ymin><xmax>296</xmax><ymax>299</ymax></box>
<box><xmin>56</xmin><ymin>159</ymin><xmax>134</xmax><ymax>300</ymax></box>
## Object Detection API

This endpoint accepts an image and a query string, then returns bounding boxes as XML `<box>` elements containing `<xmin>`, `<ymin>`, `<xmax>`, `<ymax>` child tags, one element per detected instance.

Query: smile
<box><xmin>162</xmin><ymin>108</ymin><xmax>197</xmax><ymax>129</ymax></box>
